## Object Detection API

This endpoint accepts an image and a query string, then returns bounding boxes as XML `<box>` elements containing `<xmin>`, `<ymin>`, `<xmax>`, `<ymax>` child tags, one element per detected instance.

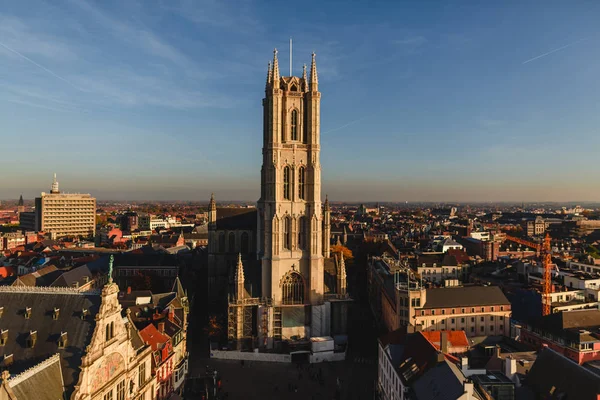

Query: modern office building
<box><xmin>27</xmin><ymin>174</ymin><xmax>96</xmax><ymax>238</ymax></box>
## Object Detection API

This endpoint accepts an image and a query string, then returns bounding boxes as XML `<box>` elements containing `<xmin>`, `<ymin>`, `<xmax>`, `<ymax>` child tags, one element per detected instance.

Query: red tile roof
<box><xmin>420</xmin><ymin>330</ymin><xmax>469</xmax><ymax>348</ymax></box>
<box><xmin>139</xmin><ymin>323</ymin><xmax>169</xmax><ymax>351</ymax></box>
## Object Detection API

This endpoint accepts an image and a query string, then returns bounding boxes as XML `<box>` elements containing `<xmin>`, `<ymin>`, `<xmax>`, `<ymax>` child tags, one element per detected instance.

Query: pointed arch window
<box><xmin>283</xmin><ymin>216</ymin><xmax>291</xmax><ymax>250</ymax></box>
<box><xmin>282</xmin><ymin>272</ymin><xmax>304</xmax><ymax>305</ymax></box>
<box><xmin>291</xmin><ymin>110</ymin><xmax>298</xmax><ymax>141</ymax></box>
<box><xmin>241</xmin><ymin>232</ymin><xmax>249</xmax><ymax>254</ymax></box>
<box><xmin>228</xmin><ymin>232</ymin><xmax>236</xmax><ymax>253</ymax></box>
<box><xmin>298</xmin><ymin>167</ymin><xmax>305</xmax><ymax>200</ymax></box>
<box><xmin>218</xmin><ymin>232</ymin><xmax>225</xmax><ymax>253</ymax></box>
<box><xmin>283</xmin><ymin>166</ymin><xmax>291</xmax><ymax>200</ymax></box>
<box><xmin>298</xmin><ymin>216</ymin><xmax>307</xmax><ymax>250</ymax></box>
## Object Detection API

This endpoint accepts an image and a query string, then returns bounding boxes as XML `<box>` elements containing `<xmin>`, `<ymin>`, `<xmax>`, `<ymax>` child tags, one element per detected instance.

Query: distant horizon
<box><xmin>3</xmin><ymin>195</ymin><xmax>599</xmax><ymax>207</ymax></box>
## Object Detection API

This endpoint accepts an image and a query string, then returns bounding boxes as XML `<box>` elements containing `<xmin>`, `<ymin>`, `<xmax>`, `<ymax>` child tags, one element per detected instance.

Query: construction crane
<box><xmin>504</xmin><ymin>233</ymin><xmax>553</xmax><ymax>316</ymax></box>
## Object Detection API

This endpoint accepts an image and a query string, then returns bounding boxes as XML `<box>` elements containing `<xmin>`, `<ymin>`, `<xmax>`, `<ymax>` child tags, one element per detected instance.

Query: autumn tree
<box><xmin>205</xmin><ymin>314</ymin><xmax>224</xmax><ymax>338</ymax></box>
<box><xmin>331</xmin><ymin>244</ymin><xmax>353</xmax><ymax>260</ymax></box>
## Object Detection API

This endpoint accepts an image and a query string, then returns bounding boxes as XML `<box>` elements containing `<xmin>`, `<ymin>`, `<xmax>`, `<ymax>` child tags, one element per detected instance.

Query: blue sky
<box><xmin>1</xmin><ymin>1</ymin><xmax>599</xmax><ymax>202</ymax></box>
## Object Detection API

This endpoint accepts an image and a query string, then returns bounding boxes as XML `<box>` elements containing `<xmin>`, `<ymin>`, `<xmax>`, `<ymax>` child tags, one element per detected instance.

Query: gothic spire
<box><xmin>302</xmin><ymin>63</ymin><xmax>308</xmax><ymax>92</ymax></box>
<box><xmin>235</xmin><ymin>253</ymin><xmax>245</xmax><ymax>300</ymax></box>
<box><xmin>338</xmin><ymin>251</ymin><xmax>347</xmax><ymax>296</ymax></box>
<box><xmin>324</xmin><ymin>194</ymin><xmax>330</xmax><ymax>211</ymax></box>
<box><xmin>236</xmin><ymin>253</ymin><xmax>245</xmax><ymax>282</ymax></box>
<box><xmin>310</xmin><ymin>52</ymin><xmax>318</xmax><ymax>92</ymax></box>
<box><xmin>266</xmin><ymin>61</ymin><xmax>272</xmax><ymax>89</ymax></box>
<box><xmin>272</xmin><ymin>49</ymin><xmax>280</xmax><ymax>84</ymax></box>
<box><xmin>18</xmin><ymin>194</ymin><xmax>23</xmax><ymax>206</ymax></box>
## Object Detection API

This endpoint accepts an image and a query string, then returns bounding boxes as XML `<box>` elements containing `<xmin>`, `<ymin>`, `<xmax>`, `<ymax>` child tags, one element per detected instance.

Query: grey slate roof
<box><xmin>0</xmin><ymin>288</ymin><xmax>101</xmax><ymax>397</ymax></box>
<box><xmin>215</xmin><ymin>208</ymin><xmax>256</xmax><ymax>230</ymax></box>
<box><xmin>50</xmin><ymin>265</ymin><xmax>93</xmax><ymax>288</ymax></box>
<box><xmin>526</xmin><ymin>347</ymin><xmax>600</xmax><ymax>400</ymax></box>
<box><xmin>9</xmin><ymin>354</ymin><xmax>65</xmax><ymax>400</ymax></box>
<box><xmin>422</xmin><ymin>286</ymin><xmax>510</xmax><ymax>309</ymax></box>
<box><xmin>412</xmin><ymin>359</ymin><xmax>467</xmax><ymax>400</ymax></box>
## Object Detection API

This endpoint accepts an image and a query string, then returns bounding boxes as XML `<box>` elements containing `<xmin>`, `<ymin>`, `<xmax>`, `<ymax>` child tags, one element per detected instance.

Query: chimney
<box><xmin>496</xmin><ymin>345</ymin><xmax>502</xmax><ymax>359</ymax></box>
<box><xmin>461</xmin><ymin>356</ymin><xmax>468</xmax><ymax>371</ymax></box>
<box><xmin>158</xmin><ymin>322</ymin><xmax>165</xmax><ymax>333</ymax></box>
<box><xmin>441</xmin><ymin>331</ymin><xmax>449</xmax><ymax>354</ymax></box>
<box><xmin>437</xmin><ymin>352</ymin><xmax>445</xmax><ymax>363</ymax></box>
<box><xmin>505</xmin><ymin>356</ymin><xmax>517</xmax><ymax>380</ymax></box>
<box><xmin>127</xmin><ymin>286</ymin><xmax>132</xmax><ymax>294</ymax></box>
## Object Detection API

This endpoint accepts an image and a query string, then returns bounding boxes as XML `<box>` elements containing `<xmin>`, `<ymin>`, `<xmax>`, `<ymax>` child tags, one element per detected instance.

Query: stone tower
<box><xmin>257</xmin><ymin>49</ymin><xmax>324</xmax><ymax>308</ymax></box>
<box><xmin>17</xmin><ymin>194</ymin><xmax>24</xmax><ymax>214</ymax></box>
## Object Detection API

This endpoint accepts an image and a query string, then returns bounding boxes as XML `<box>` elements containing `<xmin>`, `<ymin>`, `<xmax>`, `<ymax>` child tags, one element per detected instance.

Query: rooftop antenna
<box><xmin>289</xmin><ymin>37</ymin><xmax>292</xmax><ymax>76</ymax></box>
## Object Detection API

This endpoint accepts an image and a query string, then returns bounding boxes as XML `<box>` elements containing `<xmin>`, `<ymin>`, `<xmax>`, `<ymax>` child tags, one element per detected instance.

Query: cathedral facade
<box><xmin>209</xmin><ymin>49</ymin><xmax>348</xmax><ymax>352</ymax></box>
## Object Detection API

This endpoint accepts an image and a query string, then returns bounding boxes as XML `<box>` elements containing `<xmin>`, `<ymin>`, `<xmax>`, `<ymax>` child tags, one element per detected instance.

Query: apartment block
<box><xmin>33</xmin><ymin>174</ymin><xmax>96</xmax><ymax>238</ymax></box>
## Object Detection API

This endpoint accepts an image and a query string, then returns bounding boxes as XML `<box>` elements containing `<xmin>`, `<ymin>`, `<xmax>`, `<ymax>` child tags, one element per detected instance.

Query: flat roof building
<box><xmin>32</xmin><ymin>174</ymin><xmax>96</xmax><ymax>239</ymax></box>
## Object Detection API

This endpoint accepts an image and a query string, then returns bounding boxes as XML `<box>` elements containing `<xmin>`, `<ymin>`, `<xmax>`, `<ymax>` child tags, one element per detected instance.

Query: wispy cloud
<box><xmin>322</xmin><ymin>117</ymin><xmax>367</xmax><ymax>135</ymax></box>
<box><xmin>0</xmin><ymin>40</ymin><xmax>84</xmax><ymax>91</ymax></box>
<box><xmin>69</xmin><ymin>0</ymin><xmax>197</xmax><ymax>72</ymax></box>
<box><xmin>0</xmin><ymin>14</ymin><xmax>78</xmax><ymax>61</ymax></box>
<box><xmin>522</xmin><ymin>37</ymin><xmax>589</xmax><ymax>64</ymax></box>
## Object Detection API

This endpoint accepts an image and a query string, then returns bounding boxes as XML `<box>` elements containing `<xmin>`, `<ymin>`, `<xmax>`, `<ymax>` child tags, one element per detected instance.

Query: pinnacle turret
<box><xmin>235</xmin><ymin>253</ymin><xmax>245</xmax><ymax>300</ymax></box>
<box><xmin>324</xmin><ymin>194</ymin><xmax>330</xmax><ymax>211</ymax></box>
<box><xmin>302</xmin><ymin>64</ymin><xmax>308</xmax><ymax>92</ymax></box>
<box><xmin>266</xmin><ymin>61</ymin><xmax>272</xmax><ymax>89</ymax></box>
<box><xmin>310</xmin><ymin>52</ymin><xmax>318</xmax><ymax>91</ymax></box>
<box><xmin>272</xmin><ymin>49</ymin><xmax>280</xmax><ymax>84</ymax></box>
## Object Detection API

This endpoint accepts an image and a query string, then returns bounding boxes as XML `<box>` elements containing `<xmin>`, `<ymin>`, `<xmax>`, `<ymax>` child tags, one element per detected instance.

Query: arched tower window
<box><xmin>282</xmin><ymin>272</ymin><xmax>304</xmax><ymax>305</ymax></box>
<box><xmin>218</xmin><ymin>232</ymin><xmax>225</xmax><ymax>253</ymax></box>
<box><xmin>283</xmin><ymin>216</ymin><xmax>291</xmax><ymax>250</ymax></box>
<box><xmin>241</xmin><ymin>232</ymin><xmax>249</xmax><ymax>254</ymax></box>
<box><xmin>298</xmin><ymin>167</ymin><xmax>305</xmax><ymax>200</ymax></box>
<box><xmin>283</xmin><ymin>166</ymin><xmax>291</xmax><ymax>200</ymax></box>
<box><xmin>298</xmin><ymin>216</ymin><xmax>307</xmax><ymax>250</ymax></box>
<box><xmin>228</xmin><ymin>232</ymin><xmax>235</xmax><ymax>253</ymax></box>
<box><xmin>291</xmin><ymin>110</ymin><xmax>298</xmax><ymax>141</ymax></box>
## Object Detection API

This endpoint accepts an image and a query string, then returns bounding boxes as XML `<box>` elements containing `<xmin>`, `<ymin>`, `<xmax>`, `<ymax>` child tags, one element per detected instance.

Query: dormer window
<box><xmin>4</xmin><ymin>354</ymin><xmax>13</xmax><ymax>366</ymax></box>
<box><xmin>58</xmin><ymin>332</ymin><xmax>68</xmax><ymax>348</ymax></box>
<box><xmin>53</xmin><ymin>308</ymin><xmax>60</xmax><ymax>320</ymax></box>
<box><xmin>81</xmin><ymin>309</ymin><xmax>89</xmax><ymax>320</ymax></box>
<box><xmin>28</xmin><ymin>330</ymin><xmax>37</xmax><ymax>348</ymax></box>
<box><xmin>0</xmin><ymin>330</ymin><xmax>7</xmax><ymax>346</ymax></box>
<box><xmin>25</xmin><ymin>307</ymin><xmax>31</xmax><ymax>319</ymax></box>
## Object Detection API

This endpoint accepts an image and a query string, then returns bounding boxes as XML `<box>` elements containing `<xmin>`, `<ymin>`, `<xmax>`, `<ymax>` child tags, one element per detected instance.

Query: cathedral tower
<box><xmin>257</xmin><ymin>50</ymin><xmax>324</xmax><ymax>308</ymax></box>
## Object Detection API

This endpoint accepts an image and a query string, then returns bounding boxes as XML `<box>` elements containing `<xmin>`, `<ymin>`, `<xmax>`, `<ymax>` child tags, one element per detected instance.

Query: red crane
<box><xmin>504</xmin><ymin>233</ymin><xmax>553</xmax><ymax>316</ymax></box>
